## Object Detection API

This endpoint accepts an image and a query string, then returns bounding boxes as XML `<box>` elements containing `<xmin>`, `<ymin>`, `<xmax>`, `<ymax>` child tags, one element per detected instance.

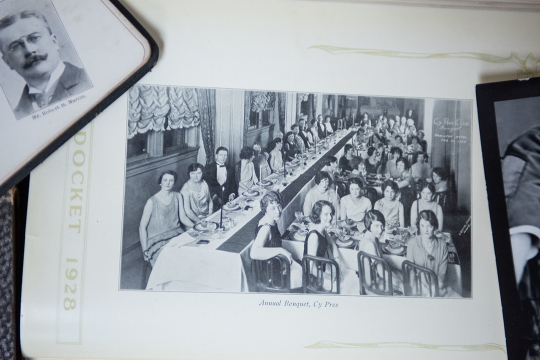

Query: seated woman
<box><xmin>411</xmin><ymin>182</ymin><xmax>444</xmax><ymax>231</ymax></box>
<box><xmin>406</xmin><ymin>210</ymin><xmax>449</xmax><ymax>295</ymax></box>
<box><xmin>374</xmin><ymin>180</ymin><xmax>404</xmax><ymax>228</ymax></box>
<box><xmin>310</xmin><ymin>119</ymin><xmax>321</xmax><ymax>144</ymax></box>
<box><xmin>432</xmin><ymin>167</ymin><xmax>449</xmax><ymax>193</ymax></box>
<box><xmin>321</xmin><ymin>155</ymin><xmax>338</xmax><ymax>175</ymax></box>
<box><xmin>394</xmin><ymin>135</ymin><xmax>407</xmax><ymax>154</ymax></box>
<box><xmin>395</xmin><ymin>157</ymin><xmax>416</xmax><ymax>227</ymax></box>
<box><xmin>339</xmin><ymin>144</ymin><xmax>355</xmax><ymax>172</ymax></box>
<box><xmin>358</xmin><ymin>210</ymin><xmax>386</xmax><ymax>290</ymax></box>
<box><xmin>324</xmin><ymin>115</ymin><xmax>334</xmax><ymax>135</ymax></box>
<box><xmin>250</xmin><ymin>191</ymin><xmax>302</xmax><ymax>288</ymax></box>
<box><xmin>409</xmin><ymin>135</ymin><xmax>423</xmax><ymax>154</ymax></box>
<box><xmin>253</xmin><ymin>141</ymin><xmax>272</xmax><ymax>181</ymax></box>
<box><xmin>340</xmin><ymin>177</ymin><xmax>372</xmax><ymax>226</ymax></box>
<box><xmin>269</xmin><ymin>138</ymin><xmax>283</xmax><ymax>173</ymax></box>
<box><xmin>237</xmin><ymin>146</ymin><xmax>258</xmax><ymax>193</ymax></box>
<box><xmin>139</xmin><ymin>170</ymin><xmax>195</xmax><ymax>266</ymax></box>
<box><xmin>180</xmin><ymin>163</ymin><xmax>213</xmax><ymax>223</ymax></box>
<box><xmin>283</xmin><ymin>131</ymin><xmax>299</xmax><ymax>162</ymax></box>
<box><xmin>304</xmin><ymin>200</ymin><xmax>359</xmax><ymax>295</ymax></box>
<box><xmin>353</xmin><ymin>128</ymin><xmax>367</xmax><ymax>149</ymax></box>
<box><xmin>385</xmin><ymin>147</ymin><xmax>403</xmax><ymax>179</ymax></box>
<box><xmin>411</xmin><ymin>151</ymin><xmax>432</xmax><ymax>183</ymax></box>
<box><xmin>303</xmin><ymin>171</ymin><xmax>340</xmax><ymax>219</ymax></box>
<box><xmin>348</xmin><ymin>156</ymin><xmax>368</xmax><ymax>187</ymax></box>
<box><xmin>418</xmin><ymin>130</ymin><xmax>428</xmax><ymax>152</ymax></box>
<box><xmin>365</xmin><ymin>147</ymin><xmax>381</xmax><ymax>175</ymax></box>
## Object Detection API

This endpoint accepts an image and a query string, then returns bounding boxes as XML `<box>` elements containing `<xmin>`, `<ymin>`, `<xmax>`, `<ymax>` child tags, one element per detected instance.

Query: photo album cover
<box><xmin>19</xmin><ymin>0</ymin><xmax>540</xmax><ymax>359</ymax></box>
<box><xmin>478</xmin><ymin>77</ymin><xmax>540</xmax><ymax>360</ymax></box>
<box><xmin>0</xmin><ymin>0</ymin><xmax>157</xmax><ymax>195</ymax></box>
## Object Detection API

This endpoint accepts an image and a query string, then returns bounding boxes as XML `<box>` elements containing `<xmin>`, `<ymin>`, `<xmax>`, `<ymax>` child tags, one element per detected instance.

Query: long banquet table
<box><xmin>146</xmin><ymin>129</ymin><xmax>356</xmax><ymax>292</ymax></box>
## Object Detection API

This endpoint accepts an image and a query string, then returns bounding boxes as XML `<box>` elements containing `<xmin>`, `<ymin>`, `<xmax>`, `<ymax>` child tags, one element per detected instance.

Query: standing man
<box><xmin>204</xmin><ymin>147</ymin><xmax>238</xmax><ymax>210</ymax></box>
<box><xmin>0</xmin><ymin>10</ymin><xmax>91</xmax><ymax>118</ymax></box>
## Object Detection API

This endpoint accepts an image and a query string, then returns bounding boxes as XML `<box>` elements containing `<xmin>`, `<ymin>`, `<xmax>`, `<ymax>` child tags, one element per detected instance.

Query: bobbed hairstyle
<box><xmin>291</xmin><ymin>124</ymin><xmax>299</xmax><ymax>130</ymax></box>
<box><xmin>350</xmin><ymin>156</ymin><xmax>363</xmax><ymax>171</ymax></box>
<box><xmin>367</xmin><ymin>147</ymin><xmax>376</xmax><ymax>157</ymax></box>
<box><xmin>432</xmin><ymin>167</ymin><xmax>448</xmax><ymax>180</ymax></box>
<box><xmin>310</xmin><ymin>200</ymin><xmax>335</xmax><ymax>224</ymax></box>
<box><xmin>348</xmin><ymin>177</ymin><xmax>364</xmax><ymax>190</ymax></box>
<box><xmin>285</xmin><ymin>131</ymin><xmax>295</xmax><ymax>143</ymax></box>
<box><xmin>311</xmin><ymin>119</ymin><xmax>318</xmax><ymax>126</ymax></box>
<box><xmin>395</xmin><ymin>135</ymin><xmax>403</xmax><ymax>143</ymax></box>
<box><xmin>395</xmin><ymin>156</ymin><xmax>410</xmax><ymax>170</ymax></box>
<box><xmin>239</xmin><ymin>146</ymin><xmax>254</xmax><ymax>160</ymax></box>
<box><xmin>158</xmin><ymin>170</ymin><xmax>177</xmax><ymax>185</ymax></box>
<box><xmin>324</xmin><ymin>156</ymin><xmax>337</xmax><ymax>166</ymax></box>
<box><xmin>390</xmin><ymin>146</ymin><xmax>403</xmax><ymax>157</ymax></box>
<box><xmin>364</xmin><ymin>210</ymin><xmax>386</xmax><ymax>232</ymax></box>
<box><xmin>411</xmin><ymin>135</ymin><xmax>420</xmax><ymax>144</ymax></box>
<box><xmin>357</xmin><ymin>128</ymin><xmax>365</xmax><ymax>134</ymax></box>
<box><xmin>381</xmin><ymin>179</ymin><xmax>399</xmax><ymax>194</ymax></box>
<box><xmin>260</xmin><ymin>191</ymin><xmax>282</xmax><ymax>214</ymax></box>
<box><xmin>314</xmin><ymin>170</ymin><xmax>332</xmax><ymax>185</ymax></box>
<box><xmin>413</xmin><ymin>151</ymin><xmax>427</xmax><ymax>163</ymax></box>
<box><xmin>416</xmin><ymin>209</ymin><xmax>439</xmax><ymax>231</ymax></box>
<box><xmin>344</xmin><ymin>144</ymin><xmax>353</xmax><ymax>153</ymax></box>
<box><xmin>187</xmin><ymin>163</ymin><xmax>204</xmax><ymax>175</ymax></box>
<box><xmin>418</xmin><ymin>181</ymin><xmax>436</xmax><ymax>196</ymax></box>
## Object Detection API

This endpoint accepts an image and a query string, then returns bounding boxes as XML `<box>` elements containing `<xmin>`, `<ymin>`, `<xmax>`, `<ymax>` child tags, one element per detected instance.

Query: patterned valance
<box><xmin>251</xmin><ymin>92</ymin><xmax>276</xmax><ymax>112</ymax></box>
<box><xmin>127</xmin><ymin>85</ymin><xmax>200</xmax><ymax>139</ymax></box>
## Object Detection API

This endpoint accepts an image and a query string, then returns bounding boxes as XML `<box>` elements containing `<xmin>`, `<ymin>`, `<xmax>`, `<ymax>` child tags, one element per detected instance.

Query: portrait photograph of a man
<box><xmin>0</xmin><ymin>0</ymin><xmax>92</xmax><ymax>119</ymax></box>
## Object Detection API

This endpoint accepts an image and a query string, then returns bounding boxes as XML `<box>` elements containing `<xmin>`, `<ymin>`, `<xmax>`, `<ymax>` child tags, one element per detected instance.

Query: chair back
<box><xmin>402</xmin><ymin>260</ymin><xmax>439</xmax><ymax>297</ymax></box>
<box><xmin>301</xmin><ymin>255</ymin><xmax>340</xmax><ymax>294</ymax></box>
<box><xmin>445</xmin><ymin>263</ymin><xmax>462</xmax><ymax>296</ymax></box>
<box><xmin>357</xmin><ymin>251</ymin><xmax>393</xmax><ymax>295</ymax></box>
<box><xmin>337</xmin><ymin>118</ymin><xmax>343</xmax><ymax>131</ymax></box>
<box><xmin>251</xmin><ymin>254</ymin><xmax>291</xmax><ymax>293</ymax></box>
<box><xmin>435</xmin><ymin>191</ymin><xmax>449</xmax><ymax>210</ymax></box>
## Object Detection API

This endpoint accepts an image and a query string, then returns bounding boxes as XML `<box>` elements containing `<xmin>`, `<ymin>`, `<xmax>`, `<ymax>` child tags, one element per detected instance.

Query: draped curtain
<box><xmin>197</xmin><ymin>89</ymin><xmax>216</xmax><ymax>166</ymax></box>
<box><xmin>278</xmin><ymin>93</ymin><xmax>286</xmax><ymax>136</ymax></box>
<box><xmin>243</xmin><ymin>92</ymin><xmax>252</xmax><ymax>147</ymax></box>
<box><xmin>127</xmin><ymin>85</ymin><xmax>200</xmax><ymax>139</ymax></box>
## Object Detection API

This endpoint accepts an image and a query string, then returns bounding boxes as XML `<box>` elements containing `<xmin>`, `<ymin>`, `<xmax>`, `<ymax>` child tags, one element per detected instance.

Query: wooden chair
<box><xmin>251</xmin><ymin>254</ymin><xmax>291</xmax><ymax>293</ymax></box>
<box><xmin>357</xmin><ymin>251</ymin><xmax>393</xmax><ymax>295</ymax></box>
<box><xmin>301</xmin><ymin>255</ymin><xmax>340</xmax><ymax>294</ymax></box>
<box><xmin>402</xmin><ymin>260</ymin><xmax>439</xmax><ymax>297</ymax></box>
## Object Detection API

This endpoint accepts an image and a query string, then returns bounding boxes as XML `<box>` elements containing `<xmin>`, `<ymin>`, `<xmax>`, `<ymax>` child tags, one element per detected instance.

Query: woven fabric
<box><xmin>0</xmin><ymin>190</ymin><xmax>14</xmax><ymax>360</ymax></box>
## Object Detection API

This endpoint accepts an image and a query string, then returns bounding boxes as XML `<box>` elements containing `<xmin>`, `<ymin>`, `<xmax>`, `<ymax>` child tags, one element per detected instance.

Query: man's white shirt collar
<box><xmin>28</xmin><ymin>62</ymin><xmax>65</xmax><ymax>95</ymax></box>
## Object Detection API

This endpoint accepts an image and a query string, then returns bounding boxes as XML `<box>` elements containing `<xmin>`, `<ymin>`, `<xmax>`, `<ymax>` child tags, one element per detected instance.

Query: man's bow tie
<box><xmin>217</xmin><ymin>164</ymin><xmax>226</xmax><ymax>168</ymax></box>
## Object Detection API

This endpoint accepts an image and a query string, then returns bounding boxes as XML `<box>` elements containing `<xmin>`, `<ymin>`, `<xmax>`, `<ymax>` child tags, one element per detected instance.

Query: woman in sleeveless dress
<box><xmin>410</xmin><ymin>181</ymin><xmax>444</xmax><ymax>231</ymax></box>
<box><xmin>374</xmin><ymin>180</ymin><xmax>404</xmax><ymax>228</ymax></box>
<box><xmin>304</xmin><ymin>200</ymin><xmax>359</xmax><ymax>295</ymax></box>
<box><xmin>180</xmin><ymin>163</ymin><xmax>213</xmax><ymax>224</ymax></box>
<box><xmin>250</xmin><ymin>191</ymin><xmax>302</xmax><ymax>288</ymax></box>
<box><xmin>139</xmin><ymin>170</ymin><xmax>195</xmax><ymax>266</ymax></box>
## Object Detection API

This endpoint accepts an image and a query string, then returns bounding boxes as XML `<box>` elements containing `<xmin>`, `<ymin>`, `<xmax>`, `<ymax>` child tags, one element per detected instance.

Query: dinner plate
<box><xmin>193</xmin><ymin>221</ymin><xmax>218</xmax><ymax>232</ymax></box>
<box><xmin>382</xmin><ymin>243</ymin><xmax>406</xmax><ymax>256</ymax></box>
<box><xmin>223</xmin><ymin>203</ymin><xmax>241</xmax><ymax>211</ymax></box>
<box><xmin>259</xmin><ymin>179</ymin><xmax>273</xmax><ymax>187</ymax></box>
<box><xmin>242</xmin><ymin>190</ymin><xmax>260</xmax><ymax>197</ymax></box>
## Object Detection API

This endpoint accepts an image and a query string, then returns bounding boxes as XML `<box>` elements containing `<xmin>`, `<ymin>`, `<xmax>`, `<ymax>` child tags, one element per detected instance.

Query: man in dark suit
<box><xmin>0</xmin><ymin>10</ymin><xmax>91</xmax><ymax>119</ymax></box>
<box><xmin>316</xmin><ymin>114</ymin><xmax>326</xmax><ymax>139</ymax></box>
<box><xmin>204</xmin><ymin>146</ymin><xmax>238</xmax><ymax>210</ymax></box>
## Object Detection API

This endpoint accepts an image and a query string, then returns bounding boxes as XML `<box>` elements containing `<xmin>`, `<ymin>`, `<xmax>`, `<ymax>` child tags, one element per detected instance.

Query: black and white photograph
<box><xmin>478</xmin><ymin>78</ymin><xmax>540</xmax><ymax>360</ymax></box>
<box><xmin>120</xmin><ymin>85</ymin><xmax>472</xmax><ymax>298</ymax></box>
<box><xmin>0</xmin><ymin>0</ymin><xmax>92</xmax><ymax>120</ymax></box>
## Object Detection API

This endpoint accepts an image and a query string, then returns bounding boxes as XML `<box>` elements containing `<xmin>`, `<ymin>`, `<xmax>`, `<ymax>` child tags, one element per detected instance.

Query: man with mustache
<box><xmin>0</xmin><ymin>10</ymin><xmax>91</xmax><ymax>119</ymax></box>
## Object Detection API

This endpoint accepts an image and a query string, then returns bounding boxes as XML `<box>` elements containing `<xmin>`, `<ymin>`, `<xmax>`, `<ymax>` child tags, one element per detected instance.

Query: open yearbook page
<box><xmin>20</xmin><ymin>0</ymin><xmax>540</xmax><ymax>359</ymax></box>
